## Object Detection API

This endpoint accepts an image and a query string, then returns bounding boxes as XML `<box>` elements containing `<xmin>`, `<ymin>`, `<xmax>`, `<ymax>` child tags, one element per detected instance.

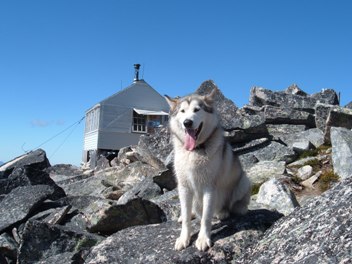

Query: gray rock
<box><xmin>256</xmin><ymin>178</ymin><xmax>299</xmax><ymax>216</ymax></box>
<box><xmin>292</xmin><ymin>140</ymin><xmax>314</xmax><ymax>154</ymax></box>
<box><xmin>153</xmin><ymin>169</ymin><xmax>177</xmax><ymax>191</ymax></box>
<box><xmin>85</xmin><ymin>210</ymin><xmax>282</xmax><ymax>264</ymax></box>
<box><xmin>331</xmin><ymin>127</ymin><xmax>352</xmax><ymax>179</ymax></box>
<box><xmin>233</xmin><ymin>138</ymin><xmax>270</xmax><ymax>155</ymax></box>
<box><xmin>59</xmin><ymin>175</ymin><xmax>107</xmax><ymax>198</ymax></box>
<box><xmin>280</xmin><ymin>128</ymin><xmax>324</xmax><ymax>149</ymax></box>
<box><xmin>0</xmin><ymin>166</ymin><xmax>65</xmax><ymax>200</ymax></box>
<box><xmin>196</xmin><ymin>80</ymin><xmax>239</xmax><ymax>130</ymax></box>
<box><xmin>241</xmin><ymin>104</ymin><xmax>264</xmax><ymax>115</ymax></box>
<box><xmin>238</xmin><ymin>153</ymin><xmax>259</xmax><ymax>172</ymax></box>
<box><xmin>137</xmin><ymin>127</ymin><xmax>172</xmax><ymax>167</ymax></box>
<box><xmin>237</xmin><ymin>177</ymin><xmax>352</xmax><ymax>264</ymax></box>
<box><xmin>28</xmin><ymin>205</ymin><xmax>72</xmax><ymax>226</ymax></box>
<box><xmin>17</xmin><ymin>220</ymin><xmax>102</xmax><ymax>264</ymax></box>
<box><xmin>246</xmin><ymin>161</ymin><xmax>286</xmax><ymax>184</ymax></box>
<box><xmin>0</xmin><ymin>185</ymin><xmax>55</xmax><ymax>233</ymax></box>
<box><xmin>285</xmin><ymin>84</ymin><xmax>308</xmax><ymax>96</ymax></box>
<box><xmin>324</xmin><ymin>107</ymin><xmax>352</xmax><ymax>144</ymax></box>
<box><xmin>0</xmin><ymin>149</ymin><xmax>50</xmax><ymax>179</ymax></box>
<box><xmin>225</xmin><ymin>114</ymin><xmax>269</xmax><ymax>144</ymax></box>
<box><xmin>95</xmin><ymin>155</ymin><xmax>110</xmax><ymax>170</ymax></box>
<box><xmin>117</xmin><ymin>177</ymin><xmax>162</xmax><ymax>204</ymax></box>
<box><xmin>151</xmin><ymin>189</ymin><xmax>180</xmax><ymax>221</ymax></box>
<box><xmin>301</xmin><ymin>171</ymin><xmax>322</xmax><ymax>189</ymax></box>
<box><xmin>310</xmin><ymin>88</ymin><xmax>339</xmax><ymax>105</ymax></box>
<box><xmin>85</xmin><ymin>198</ymin><xmax>165</xmax><ymax>235</ymax></box>
<box><xmin>263</xmin><ymin>105</ymin><xmax>315</xmax><ymax>127</ymax></box>
<box><xmin>249</xmin><ymin>87</ymin><xmax>337</xmax><ymax>110</ymax></box>
<box><xmin>251</xmin><ymin>141</ymin><xmax>297</xmax><ymax>163</ymax></box>
<box><xmin>266</xmin><ymin>124</ymin><xmax>307</xmax><ymax>137</ymax></box>
<box><xmin>315</xmin><ymin>103</ymin><xmax>339</xmax><ymax>132</ymax></box>
<box><xmin>45</xmin><ymin>164</ymin><xmax>83</xmax><ymax>177</ymax></box>
<box><xmin>0</xmin><ymin>232</ymin><xmax>17</xmax><ymax>262</ymax></box>
<box><xmin>99</xmin><ymin>161</ymin><xmax>161</xmax><ymax>191</ymax></box>
<box><xmin>297</xmin><ymin>165</ymin><xmax>313</xmax><ymax>180</ymax></box>
<box><xmin>287</xmin><ymin>155</ymin><xmax>321</xmax><ymax>167</ymax></box>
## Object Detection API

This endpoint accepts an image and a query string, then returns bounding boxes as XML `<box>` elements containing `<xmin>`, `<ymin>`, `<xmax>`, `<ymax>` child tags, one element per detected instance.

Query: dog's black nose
<box><xmin>183</xmin><ymin>119</ymin><xmax>193</xmax><ymax>128</ymax></box>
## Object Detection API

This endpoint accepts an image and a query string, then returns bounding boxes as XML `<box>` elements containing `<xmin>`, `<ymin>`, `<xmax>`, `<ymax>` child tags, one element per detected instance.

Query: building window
<box><xmin>132</xmin><ymin>111</ymin><xmax>147</xmax><ymax>133</ymax></box>
<box><xmin>85</xmin><ymin>107</ymin><xmax>100</xmax><ymax>133</ymax></box>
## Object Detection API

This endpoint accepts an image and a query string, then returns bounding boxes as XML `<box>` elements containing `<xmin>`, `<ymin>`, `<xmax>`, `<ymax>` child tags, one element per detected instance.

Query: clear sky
<box><xmin>1</xmin><ymin>0</ymin><xmax>351</xmax><ymax>166</ymax></box>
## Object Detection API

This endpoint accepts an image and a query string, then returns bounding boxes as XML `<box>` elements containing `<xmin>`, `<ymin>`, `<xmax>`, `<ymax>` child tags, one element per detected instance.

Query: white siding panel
<box><xmin>84</xmin><ymin>131</ymin><xmax>98</xmax><ymax>150</ymax></box>
<box><xmin>98</xmin><ymin>131</ymin><xmax>141</xmax><ymax>150</ymax></box>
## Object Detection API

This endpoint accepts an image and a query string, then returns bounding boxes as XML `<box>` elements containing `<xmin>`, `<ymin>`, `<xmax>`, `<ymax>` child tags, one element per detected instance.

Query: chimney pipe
<box><xmin>134</xmin><ymin>64</ymin><xmax>141</xmax><ymax>82</ymax></box>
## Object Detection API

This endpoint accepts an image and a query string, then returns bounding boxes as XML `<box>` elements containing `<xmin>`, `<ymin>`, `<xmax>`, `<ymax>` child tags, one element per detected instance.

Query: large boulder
<box><xmin>324</xmin><ymin>107</ymin><xmax>352</xmax><ymax>144</ymax></box>
<box><xmin>117</xmin><ymin>177</ymin><xmax>162</xmax><ymax>204</ymax></box>
<box><xmin>84</xmin><ymin>210</ymin><xmax>282</xmax><ymax>264</ymax></box>
<box><xmin>246</xmin><ymin>161</ymin><xmax>286</xmax><ymax>184</ymax></box>
<box><xmin>0</xmin><ymin>166</ymin><xmax>65</xmax><ymax>200</ymax></box>
<box><xmin>331</xmin><ymin>127</ymin><xmax>352</xmax><ymax>179</ymax></box>
<box><xmin>249</xmin><ymin>86</ymin><xmax>338</xmax><ymax>110</ymax></box>
<box><xmin>237</xmin><ymin>177</ymin><xmax>352</xmax><ymax>263</ymax></box>
<box><xmin>195</xmin><ymin>80</ymin><xmax>239</xmax><ymax>130</ymax></box>
<box><xmin>263</xmin><ymin>105</ymin><xmax>315</xmax><ymax>127</ymax></box>
<box><xmin>85</xmin><ymin>198</ymin><xmax>165</xmax><ymax>235</ymax></box>
<box><xmin>0</xmin><ymin>185</ymin><xmax>56</xmax><ymax>233</ymax></box>
<box><xmin>314</xmin><ymin>103</ymin><xmax>339</xmax><ymax>132</ymax></box>
<box><xmin>250</xmin><ymin>141</ymin><xmax>297</xmax><ymax>163</ymax></box>
<box><xmin>224</xmin><ymin>114</ymin><xmax>269</xmax><ymax>144</ymax></box>
<box><xmin>279</xmin><ymin>128</ymin><xmax>324</xmax><ymax>149</ymax></box>
<box><xmin>256</xmin><ymin>179</ymin><xmax>299</xmax><ymax>216</ymax></box>
<box><xmin>0</xmin><ymin>149</ymin><xmax>50</xmax><ymax>179</ymax></box>
<box><xmin>17</xmin><ymin>220</ymin><xmax>102</xmax><ymax>264</ymax></box>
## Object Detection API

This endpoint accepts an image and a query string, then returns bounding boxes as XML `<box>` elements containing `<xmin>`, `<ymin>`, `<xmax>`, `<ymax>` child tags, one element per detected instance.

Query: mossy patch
<box><xmin>319</xmin><ymin>170</ymin><xmax>340</xmax><ymax>192</ymax></box>
<box><xmin>298</xmin><ymin>149</ymin><xmax>319</xmax><ymax>159</ymax></box>
<box><xmin>251</xmin><ymin>182</ymin><xmax>263</xmax><ymax>195</ymax></box>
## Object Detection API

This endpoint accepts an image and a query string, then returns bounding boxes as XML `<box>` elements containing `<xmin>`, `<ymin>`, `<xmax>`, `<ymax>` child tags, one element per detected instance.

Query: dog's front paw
<box><xmin>175</xmin><ymin>234</ymin><xmax>191</xmax><ymax>251</ymax></box>
<box><xmin>195</xmin><ymin>234</ymin><xmax>212</xmax><ymax>251</ymax></box>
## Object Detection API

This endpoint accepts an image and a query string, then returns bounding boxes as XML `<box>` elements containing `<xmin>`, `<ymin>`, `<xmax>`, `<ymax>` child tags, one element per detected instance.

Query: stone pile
<box><xmin>1</xmin><ymin>81</ymin><xmax>352</xmax><ymax>263</ymax></box>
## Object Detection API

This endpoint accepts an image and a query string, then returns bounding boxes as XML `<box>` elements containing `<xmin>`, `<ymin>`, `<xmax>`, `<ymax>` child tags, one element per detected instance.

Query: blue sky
<box><xmin>1</xmin><ymin>0</ymin><xmax>351</xmax><ymax>166</ymax></box>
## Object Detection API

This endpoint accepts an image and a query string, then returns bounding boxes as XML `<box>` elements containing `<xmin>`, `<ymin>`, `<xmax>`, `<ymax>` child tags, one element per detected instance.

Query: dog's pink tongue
<box><xmin>185</xmin><ymin>129</ymin><xmax>197</xmax><ymax>151</ymax></box>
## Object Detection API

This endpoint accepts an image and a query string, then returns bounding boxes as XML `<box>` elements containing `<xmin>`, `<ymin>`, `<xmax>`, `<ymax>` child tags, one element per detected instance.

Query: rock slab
<box><xmin>0</xmin><ymin>185</ymin><xmax>55</xmax><ymax>233</ymax></box>
<box><xmin>331</xmin><ymin>127</ymin><xmax>352</xmax><ymax>179</ymax></box>
<box><xmin>237</xmin><ymin>177</ymin><xmax>352</xmax><ymax>263</ymax></box>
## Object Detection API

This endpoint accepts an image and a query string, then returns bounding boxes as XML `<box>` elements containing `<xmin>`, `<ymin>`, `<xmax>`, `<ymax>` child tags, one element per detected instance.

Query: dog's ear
<box><xmin>164</xmin><ymin>95</ymin><xmax>178</xmax><ymax>112</ymax></box>
<box><xmin>204</xmin><ymin>88</ymin><xmax>218</xmax><ymax>106</ymax></box>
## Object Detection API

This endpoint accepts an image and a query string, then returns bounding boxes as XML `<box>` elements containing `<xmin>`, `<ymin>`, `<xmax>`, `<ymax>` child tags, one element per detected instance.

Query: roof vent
<box><xmin>133</xmin><ymin>64</ymin><xmax>141</xmax><ymax>82</ymax></box>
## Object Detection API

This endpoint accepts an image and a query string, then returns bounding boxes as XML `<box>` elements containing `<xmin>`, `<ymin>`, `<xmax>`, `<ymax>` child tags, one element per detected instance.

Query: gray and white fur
<box><xmin>165</xmin><ymin>88</ymin><xmax>251</xmax><ymax>251</ymax></box>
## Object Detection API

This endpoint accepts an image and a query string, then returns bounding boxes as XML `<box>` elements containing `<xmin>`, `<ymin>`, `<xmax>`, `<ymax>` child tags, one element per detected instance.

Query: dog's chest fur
<box><xmin>173</xmin><ymin>142</ymin><xmax>223</xmax><ymax>189</ymax></box>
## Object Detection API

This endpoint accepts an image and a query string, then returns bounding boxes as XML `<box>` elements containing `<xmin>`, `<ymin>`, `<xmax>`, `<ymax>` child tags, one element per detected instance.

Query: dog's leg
<box><xmin>195</xmin><ymin>189</ymin><xmax>215</xmax><ymax>251</ymax></box>
<box><xmin>175</xmin><ymin>186</ymin><xmax>193</xmax><ymax>251</ymax></box>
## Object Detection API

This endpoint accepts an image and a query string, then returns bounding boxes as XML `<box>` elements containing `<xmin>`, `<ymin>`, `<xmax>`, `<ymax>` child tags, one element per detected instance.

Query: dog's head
<box><xmin>165</xmin><ymin>88</ymin><xmax>219</xmax><ymax>151</ymax></box>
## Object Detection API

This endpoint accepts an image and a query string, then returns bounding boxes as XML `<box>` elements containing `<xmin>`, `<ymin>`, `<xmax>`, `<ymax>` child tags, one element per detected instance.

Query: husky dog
<box><xmin>165</xmin><ymin>88</ymin><xmax>251</xmax><ymax>251</ymax></box>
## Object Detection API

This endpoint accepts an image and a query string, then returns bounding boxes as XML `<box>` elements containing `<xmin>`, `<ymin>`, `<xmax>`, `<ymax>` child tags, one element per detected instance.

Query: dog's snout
<box><xmin>183</xmin><ymin>119</ymin><xmax>193</xmax><ymax>128</ymax></box>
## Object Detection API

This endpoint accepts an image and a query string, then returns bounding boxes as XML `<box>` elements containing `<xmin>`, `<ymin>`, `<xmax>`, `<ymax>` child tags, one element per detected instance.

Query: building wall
<box><xmin>84</xmin><ymin>130</ymin><xmax>99</xmax><ymax>151</ymax></box>
<box><xmin>97</xmin><ymin>131</ymin><xmax>141</xmax><ymax>150</ymax></box>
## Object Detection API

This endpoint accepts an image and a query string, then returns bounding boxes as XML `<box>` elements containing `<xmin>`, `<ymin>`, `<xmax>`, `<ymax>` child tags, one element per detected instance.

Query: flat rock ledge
<box><xmin>85</xmin><ymin>209</ymin><xmax>282</xmax><ymax>264</ymax></box>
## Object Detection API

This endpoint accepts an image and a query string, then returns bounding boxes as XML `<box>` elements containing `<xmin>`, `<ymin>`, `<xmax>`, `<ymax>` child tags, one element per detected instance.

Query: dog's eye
<box><xmin>194</xmin><ymin>108</ymin><xmax>200</xmax><ymax>113</ymax></box>
<box><xmin>180</xmin><ymin>109</ymin><xmax>185</xmax><ymax>113</ymax></box>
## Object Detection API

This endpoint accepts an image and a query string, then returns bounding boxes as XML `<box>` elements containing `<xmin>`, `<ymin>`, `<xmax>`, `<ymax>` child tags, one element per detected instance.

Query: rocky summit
<box><xmin>1</xmin><ymin>82</ymin><xmax>352</xmax><ymax>263</ymax></box>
